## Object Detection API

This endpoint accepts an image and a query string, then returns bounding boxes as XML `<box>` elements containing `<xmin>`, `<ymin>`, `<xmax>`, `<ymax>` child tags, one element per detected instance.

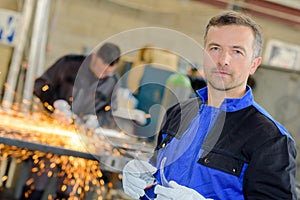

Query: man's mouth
<box><xmin>213</xmin><ymin>70</ymin><xmax>230</xmax><ymax>77</ymax></box>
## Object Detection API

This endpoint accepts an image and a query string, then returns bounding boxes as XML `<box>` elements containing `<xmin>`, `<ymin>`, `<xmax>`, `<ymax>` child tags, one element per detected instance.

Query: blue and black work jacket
<box><xmin>147</xmin><ymin>86</ymin><xmax>297</xmax><ymax>200</ymax></box>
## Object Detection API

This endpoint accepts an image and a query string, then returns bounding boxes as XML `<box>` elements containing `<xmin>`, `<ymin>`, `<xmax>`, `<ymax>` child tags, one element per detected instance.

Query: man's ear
<box><xmin>90</xmin><ymin>52</ymin><xmax>97</xmax><ymax>65</ymax></box>
<box><xmin>91</xmin><ymin>52</ymin><xmax>97</xmax><ymax>59</ymax></box>
<box><xmin>250</xmin><ymin>56</ymin><xmax>262</xmax><ymax>75</ymax></box>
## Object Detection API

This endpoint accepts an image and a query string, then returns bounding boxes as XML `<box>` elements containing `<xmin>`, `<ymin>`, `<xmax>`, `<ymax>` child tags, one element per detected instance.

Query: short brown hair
<box><xmin>204</xmin><ymin>11</ymin><xmax>263</xmax><ymax>58</ymax></box>
<box><xmin>96</xmin><ymin>42</ymin><xmax>121</xmax><ymax>66</ymax></box>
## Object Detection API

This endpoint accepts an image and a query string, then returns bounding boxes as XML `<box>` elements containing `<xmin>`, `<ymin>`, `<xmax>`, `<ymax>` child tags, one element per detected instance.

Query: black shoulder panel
<box><xmin>156</xmin><ymin>97</ymin><xmax>202</xmax><ymax>150</ymax></box>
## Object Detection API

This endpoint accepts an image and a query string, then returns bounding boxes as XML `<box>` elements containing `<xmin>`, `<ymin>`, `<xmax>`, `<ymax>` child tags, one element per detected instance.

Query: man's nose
<box><xmin>218</xmin><ymin>51</ymin><xmax>230</xmax><ymax>67</ymax></box>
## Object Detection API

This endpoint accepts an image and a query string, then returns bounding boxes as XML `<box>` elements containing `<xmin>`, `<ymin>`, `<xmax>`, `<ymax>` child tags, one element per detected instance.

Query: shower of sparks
<box><xmin>0</xmin><ymin>145</ymin><xmax>109</xmax><ymax>199</ymax></box>
<box><xmin>0</xmin><ymin>110</ymin><xmax>124</xmax><ymax>199</ymax></box>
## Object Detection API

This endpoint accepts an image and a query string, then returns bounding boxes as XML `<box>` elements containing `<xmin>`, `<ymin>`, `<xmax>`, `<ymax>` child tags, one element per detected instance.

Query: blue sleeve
<box><xmin>141</xmin><ymin>185</ymin><xmax>156</xmax><ymax>200</ymax></box>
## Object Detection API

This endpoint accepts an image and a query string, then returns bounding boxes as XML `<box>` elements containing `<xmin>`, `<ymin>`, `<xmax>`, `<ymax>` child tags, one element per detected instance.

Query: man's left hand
<box><xmin>154</xmin><ymin>181</ymin><xmax>213</xmax><ymax>200</ymax></box>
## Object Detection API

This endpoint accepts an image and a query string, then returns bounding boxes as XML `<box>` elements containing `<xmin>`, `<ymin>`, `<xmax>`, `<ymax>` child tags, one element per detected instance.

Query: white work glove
<box><xmin>53</xmin><ymin>99</ymin><xmax>73</xmax><ymax>124</ymax></box>
<box><xmin>122</xmin><ymin>159</ymin><xmax>157</xmax><ymax>199</ymax></box>
<box><xmin>154</xmin><ymin>181</ymin><xmax>213</xmax><ymax>200</ymax></box>
<box><xmin>82</xmin><ymin>114</ymin><xmax>99</xmax><ymax>130</ymax></box>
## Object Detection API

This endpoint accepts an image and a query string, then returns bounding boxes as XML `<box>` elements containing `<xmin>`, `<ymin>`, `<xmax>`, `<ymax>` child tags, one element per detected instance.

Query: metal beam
<box><xmin>22</xmin><ymin>0</ymin><xmax>51</xmax><ymax>112</ymax></box>
<box><xmin>2</xmin><ymin>0</ymin><xmax>35</xmax><ymax>110</ymax></box>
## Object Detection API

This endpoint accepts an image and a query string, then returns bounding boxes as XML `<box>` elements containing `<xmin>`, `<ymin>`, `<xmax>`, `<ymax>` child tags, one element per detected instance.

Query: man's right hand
<box><xmin>122</xmin><ymin>159</ymin><xmax>157</xmax><ymax>199</ymax></box>
<box><xmin>53</xmin><ymin>99</ymin><xmax>73</xmax><ymax>124</ymax></box>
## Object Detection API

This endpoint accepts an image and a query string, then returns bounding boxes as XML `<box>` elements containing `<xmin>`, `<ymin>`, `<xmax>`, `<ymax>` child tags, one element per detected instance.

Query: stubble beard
<box><xmin>207</xmin><ymin>78</ymin><xmax>244</xmax><ymax>92</ymax></box>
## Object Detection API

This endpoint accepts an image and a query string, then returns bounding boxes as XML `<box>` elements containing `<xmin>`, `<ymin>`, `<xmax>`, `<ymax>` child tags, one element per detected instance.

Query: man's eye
<box><xmin>234</xmin><ymin>50</ymin><xmax>242</xmax><ymax>55</ymax></box>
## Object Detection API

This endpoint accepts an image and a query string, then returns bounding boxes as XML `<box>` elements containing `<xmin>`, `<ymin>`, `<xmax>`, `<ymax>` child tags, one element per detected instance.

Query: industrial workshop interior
<box><xmin>0</xmin><ymin>0</ymin><xmax>300</xmax><ymax>199</ymax></box>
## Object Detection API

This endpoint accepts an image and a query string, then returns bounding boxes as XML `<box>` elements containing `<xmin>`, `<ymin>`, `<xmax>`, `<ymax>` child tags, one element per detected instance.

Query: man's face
<box><xmin>203</xmin><ymin>25</ymin><xmax>261</xmax><ymax>94</ymax></box>
<box><xmin>89</xmin><ymin>54</ymin><xmax>115</xmax><ymax>79</ymax></box>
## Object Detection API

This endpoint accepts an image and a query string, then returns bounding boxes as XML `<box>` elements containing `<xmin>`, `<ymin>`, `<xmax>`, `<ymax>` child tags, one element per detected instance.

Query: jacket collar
<box><xmin>196</xmin><ymin>86</ymin><xmax>254</xmax><ymax>112</ymax></box>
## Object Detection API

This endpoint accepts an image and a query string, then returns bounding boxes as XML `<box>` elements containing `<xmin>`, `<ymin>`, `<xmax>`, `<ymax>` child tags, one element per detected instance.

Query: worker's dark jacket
<box><xmin>34</xmin><ymin>54</ymin><xmax>118</xmax><ymax>124</ymax></box>
<box><xmin>148</xmin><ymin>86</ymin><xmax>297</xmax><ymax>200</ymax></box>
